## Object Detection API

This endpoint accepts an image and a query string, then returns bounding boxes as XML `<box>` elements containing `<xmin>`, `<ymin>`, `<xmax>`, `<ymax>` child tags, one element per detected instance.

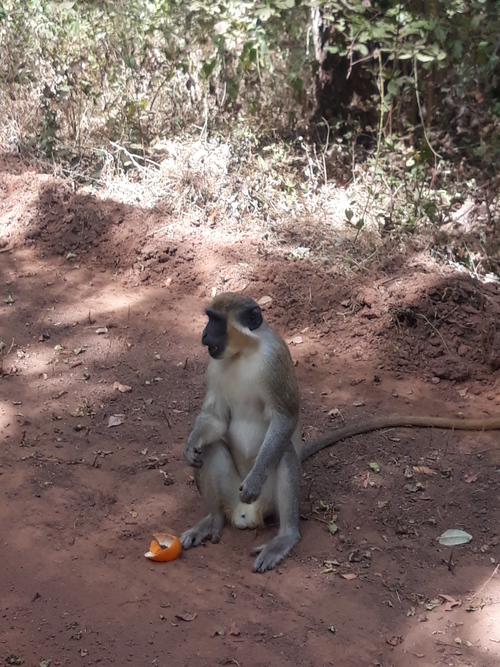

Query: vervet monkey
<box><xmin>180</xmin><ymin>293</ymin><xmax>500</xmax><ymax>572</ymax></box>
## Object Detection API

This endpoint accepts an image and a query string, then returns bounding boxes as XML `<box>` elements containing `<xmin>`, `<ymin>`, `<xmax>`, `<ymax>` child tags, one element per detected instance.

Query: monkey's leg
<box><xmin>180</xmin><ymin>441</ymin><xmax>245</xmax><ymax>549</ymax></box>
<box><xmin>251</xmin><ymin>449</ymin><xmax>301</xmax><ymax>573</ymax></box>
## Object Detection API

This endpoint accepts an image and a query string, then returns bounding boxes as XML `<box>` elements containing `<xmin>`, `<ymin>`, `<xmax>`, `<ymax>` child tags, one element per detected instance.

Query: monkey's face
<box><xmin>202</xmin><ymin>299</ymin><xmax>263</xmax><ymax>360</ymax></box>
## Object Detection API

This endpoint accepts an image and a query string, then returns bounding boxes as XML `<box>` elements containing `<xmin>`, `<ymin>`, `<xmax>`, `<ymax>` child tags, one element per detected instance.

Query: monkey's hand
<box><xmin>183</xmin><ymin>441</ymin><xmax>204</xmax><ymax>468</ymax></box>
<box><xmin>239</xmin><ymin>472</ymin><xmax>263</xmax><ymax>504</ymax></box>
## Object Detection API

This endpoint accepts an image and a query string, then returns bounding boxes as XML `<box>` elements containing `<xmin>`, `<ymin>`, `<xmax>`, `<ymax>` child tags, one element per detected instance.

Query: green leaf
<box><xmin>415</xmin><ymin>53</ymin><xmax>435</xmax><ymax>63</ymax></box>
<box><xmin>368</xmin><ymin>462</ymin><xmax>380</xmax><ymax>473</ymax></box>
<box><xmin>328</xmin><ymin>523</ymin><xmax>339</xmax><ymax>535</ymax></box>
<box><xmin>387</xmin><ymin>79</ymin><xmax>400</xmax><ymax>96</ymax></box>
<box><xmin>438</xmin><ymin>529</ymin><xmax>473</xmax><ymax>546</ymax></box>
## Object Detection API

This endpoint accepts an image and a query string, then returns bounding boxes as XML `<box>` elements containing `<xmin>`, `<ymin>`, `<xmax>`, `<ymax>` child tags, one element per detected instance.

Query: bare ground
<box><xmin>0</xmin><ymin>153</ymin><xmax>499</xmax><ymax>667</ymax></box>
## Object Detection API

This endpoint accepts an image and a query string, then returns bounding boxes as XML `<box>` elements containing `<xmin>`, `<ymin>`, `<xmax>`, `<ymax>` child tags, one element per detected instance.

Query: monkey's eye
<box><xmin>240</xmin><ymin>306</ymin><xmax>263</xmax><ymax>331</ymax></box>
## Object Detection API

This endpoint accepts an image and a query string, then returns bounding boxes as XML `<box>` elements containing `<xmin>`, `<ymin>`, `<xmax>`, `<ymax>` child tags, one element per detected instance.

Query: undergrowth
<box><xmin>0</xmin><ymin>1</ymin><xmax>498</xmax><ymax>280</ymax></box>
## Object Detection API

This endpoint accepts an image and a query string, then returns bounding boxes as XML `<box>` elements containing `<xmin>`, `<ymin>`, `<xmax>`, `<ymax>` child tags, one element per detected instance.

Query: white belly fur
<box><xmin>208</xmin><ymin>354</ymin><xmax>301</xmax><ymax>526</ymax></box>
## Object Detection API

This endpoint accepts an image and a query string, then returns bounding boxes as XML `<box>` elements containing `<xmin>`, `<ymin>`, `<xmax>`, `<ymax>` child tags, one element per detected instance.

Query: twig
<box><xmin>5</xmin><ymin>338</ymin><xmax>15</xmax><ymax>356</ymax></box>
<box><xmin>321</xmin><ymin>116</ymin><xmax>330</xmax><ymax>186</ymax></box>
<box><xmin>110</xmin><ymin>141</ymin><xmax>161</xmax><ymax>172</ymax></box>
<box><xmin>0</xmin><ymin>247</ymin><xmax>12</xmax><ymax>253</ymax></box>
<box><xmin>119</xmin><ymin>596</ymin><xmax>152</xmax><ymax>606</ymax></box>
<box><xmin>416</xmin><ymin>313</ymin><xmax>451</xmax><ymax>354</ymax></box>
<box><xmin>413</xmin><ymin>57</ymin><xmax>442</xmax><ymax>160</ymax></box>
<box><xmin>469</xmin><ymin>564</ymin><xmax>499</xmax><ymax>602</ymax></box>
<box><xmin>146</xmin><ymin>224</ymin><xmax>174</xmax><ymax>237</ymax></box>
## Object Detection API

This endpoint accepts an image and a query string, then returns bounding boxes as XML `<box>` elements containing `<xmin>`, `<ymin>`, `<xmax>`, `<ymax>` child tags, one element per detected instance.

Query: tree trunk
<box><xmin>310</xmin><ymin>7</ymin><xmax>376</xmax><ymax>128</ymax></box>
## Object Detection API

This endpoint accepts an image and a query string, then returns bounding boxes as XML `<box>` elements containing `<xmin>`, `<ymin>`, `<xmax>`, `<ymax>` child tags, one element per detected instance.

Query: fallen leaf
<box><xmin>413</xmin><ymin>466</ymin><xmax>437</xmax><ymax>476</ymax></box>
<box><xmin>52</xmin><ymin>390</ymin><xmax>67</xmax><ymax>399</ymax></box>
<box><xmin>289</xmin><ymin>335</ymin><xmax>303</xmax><ymax>345</ymax></box>
<box><xmin>213</xmin><ymin>629</ymin><xmax>225</xmax><ymax>637</ymax></box>
<box><xmin>328</xmin><ymin>523</ymin><xmax>338</xmax><ymax>535</ymax></box>
<box><xmin>258</xmin><ymin>296</ymin><xmax>272</xmax><ymax>306</ymax></box>
<box><xmin>368</xmin><ymin>462</ymin><xmax>380</xmax><ymax>473</ymax></box>
<box><xmin>438</xmin><ymin>529</ymin><xmax>473</xmax><ymax>546</ymax></box>
<box><xmin>340</xmin><ymin>573</ymin><xmax>357</xmax><ymax>580</ymax></box>
<box><xmin>464</xmin><ymin>473</ymin><xmax>477</xmax><ymax>483</ymax></box>
<box><xmin>108</xmin><ymin>414</ymin><xmax>125</xmax><ymax>428</ymax></box>
<box><xmin>175</xmin><ymin>612</ymin><xmax>197</xmax><ymax>622</ymax></box>
<box><xmin>386</xmin><ymin>635</ymin><xmax>402</xmax><ymax>646</ymax></box>
<box><xmin>95</xmin><ymin>327</ymin><xmax>108</xmax><ymax>335</ymax></box>
<box><xmin>229</xmin><ymin>622</ymin><xmax>241</xmax><ymax>636</ymax></box>
<box><xmin>404</xmin><ymin>482</ymin><xmax>425</xmax><ymax>493</ymax></box>
<box><xmin>439</xmin><ymin>593</ymin><xmax>461</xmax><ymax>611</ymax></box>
<box><xmin>113</xmin><ymin>381</ymin><xmax>132</xmax><ymax>393</ymax></box>
<box><xmin>323</xmin><ymin>353</ymin><xmax>331</xmax><ymax>364</ymax></box>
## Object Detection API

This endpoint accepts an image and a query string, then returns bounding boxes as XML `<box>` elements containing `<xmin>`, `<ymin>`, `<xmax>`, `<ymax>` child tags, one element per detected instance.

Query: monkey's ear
<box><xmin>240</xmin><ymin>305</ymin><xmax>263</xmax><ymax>331</ymax></box>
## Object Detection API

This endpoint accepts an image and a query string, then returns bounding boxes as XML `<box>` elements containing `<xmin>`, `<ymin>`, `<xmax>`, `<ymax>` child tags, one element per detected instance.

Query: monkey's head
<box><xmin>202</xmin><ymin>293</ymin><xmax>264</xmax><ymax>360</ymax></box>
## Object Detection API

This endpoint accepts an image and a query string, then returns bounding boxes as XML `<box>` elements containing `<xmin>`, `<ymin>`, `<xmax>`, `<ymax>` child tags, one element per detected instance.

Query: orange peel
<box><xmin>144</xmin><ymin>532</ymin><xmax>182</xmax><ymax>562</ymax></box>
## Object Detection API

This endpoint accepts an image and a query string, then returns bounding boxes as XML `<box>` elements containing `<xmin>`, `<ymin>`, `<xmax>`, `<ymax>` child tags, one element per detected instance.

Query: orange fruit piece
<box><xmin>144</xmin><ymin>532</ymin><xmax>182</xmax><ymax>562</ymax></box>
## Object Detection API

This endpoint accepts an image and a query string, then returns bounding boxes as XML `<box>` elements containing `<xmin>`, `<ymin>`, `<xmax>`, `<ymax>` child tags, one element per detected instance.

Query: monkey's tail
<box><xmin>300</xmin><ymin>414</ymin><xmax>500</xmax><ymax>462</ymax></box>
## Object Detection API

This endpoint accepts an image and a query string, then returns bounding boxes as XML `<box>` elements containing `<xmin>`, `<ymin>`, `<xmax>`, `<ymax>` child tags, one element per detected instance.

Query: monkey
<box><xmin>180</xmin><ymin>292</ymin><xmax>500</xmax><ymax>572</ymax></box>
<box><xmin>180</xmin><ymin>292</ymin><xmax>302</xmax><ymax>573</ymax></box>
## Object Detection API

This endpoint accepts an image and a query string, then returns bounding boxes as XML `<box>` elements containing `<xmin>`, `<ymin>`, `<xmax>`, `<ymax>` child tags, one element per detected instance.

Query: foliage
<box><xmin>315</xmin><ymin>0</ymin><xmax>500</xmax><ymax>170</ymax></box>
<box><xmin>0</xmin><ymin>0</ymin><xmax>498</xmax><ymax>278</ymax></box>
<box><xmin>0</xmin><ymin>0</ymin><xmax>310</xmax><ymax>160</ymax></box>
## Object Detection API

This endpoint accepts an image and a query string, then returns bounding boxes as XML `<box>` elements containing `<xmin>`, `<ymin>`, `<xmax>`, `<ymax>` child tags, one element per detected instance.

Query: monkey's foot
<box><xmin>231</xmin><ymin>502</ymin><xmax>261</xmax><ymax>530</ymax></box>
<box><xmin>251</xmin><ymin>531</ymin><xmax>300</xmax><ymax>573</ymax></box>
<box><xmin>180</xmin><ymin>513</ymin><xmax>224</xmax><ymax>549</ymax></box>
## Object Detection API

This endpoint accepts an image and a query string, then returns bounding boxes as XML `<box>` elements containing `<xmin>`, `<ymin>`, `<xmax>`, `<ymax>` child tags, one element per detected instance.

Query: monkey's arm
<box><xmin>239</xmin><ymin>412</ymin><xmax>297</xmax><ymax>504</ymax></box>
<box><xmin>184</xmin><ymin>400</ymin><xmax>229</xmax><ymax>468</ymax></box>
<box><xmin>300</xmin><ymin>414</ymin><xmax>500</xmax><ymax>462</ymax></box>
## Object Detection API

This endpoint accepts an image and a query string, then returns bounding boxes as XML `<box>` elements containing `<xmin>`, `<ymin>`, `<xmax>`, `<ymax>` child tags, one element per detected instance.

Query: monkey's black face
<box><xmin>202</xmin><ymin>311</ymin><xmax>227</xmax><ymax>359</ymax></box>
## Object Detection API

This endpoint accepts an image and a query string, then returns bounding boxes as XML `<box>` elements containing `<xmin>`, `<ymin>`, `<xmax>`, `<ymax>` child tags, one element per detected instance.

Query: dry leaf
<box><xmin>413</xmin><ymin>466</ymin><xmax>437</xmax><ymax>476</ymax></box>
<box><xmin>464</xmin><ymin>473</ymin><xmax>477</xmax><ymax>483</ymax></box>
<box><xmin>52</xmin><ymin>390</ymin><xmax>67</xmax><ymax>399</ymax></box>
<box><xmin>113</xmin><ymin>381</ymin><xmax>132</xmax><ymax>393</ymax></box>
<box><xmin>289</xmin><ymin>335</ymin><xmax>303</xmax><ymax>345</ymax></box>
<box><xmin>439</xmin><ymin>594</ymin><xmax>461</xmax><ymax>611</ymax></box>
<box><xmin>229</xmin><ymin>622</ymin><xmax>241</xmax><ymax>636</ymax></box>
<box><xmin>258</xmin><ymin>296</ymin><xmax>272</xmax><ymax>306</ymax></box>
<box><xmin>95</xmin><ymin>327</ymin><xmax>108</xmax><ymax>335</ymax></box>
<box><xmin>108</xmin><ymin>414</ymin><xmax>125</xmax><ymax>428</ymax></box>
<box><xmin>340</xmin><ymin>573</ymin><xmax>357</xmax><ymax>580</ymax></box>
<box><xmin>386</xmin><ymin>635</ymin><xmax>402</xmax><ymax>646</ymax></box>
<box><xmin>175</xmin><ymin>612</ymin><xmax>197</xmax><ymax>622</ymax></box>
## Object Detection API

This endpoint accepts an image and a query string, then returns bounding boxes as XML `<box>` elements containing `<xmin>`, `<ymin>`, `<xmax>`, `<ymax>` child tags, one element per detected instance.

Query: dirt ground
<box><xmin>1</xmin><ymin>153</ymin><xmax>499</xmax><ymax>667</ymax></box>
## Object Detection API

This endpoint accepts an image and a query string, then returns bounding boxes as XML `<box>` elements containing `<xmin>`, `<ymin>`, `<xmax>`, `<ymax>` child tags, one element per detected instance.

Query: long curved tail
<box><xmin>300</xmin><ymin>414</ymin><xmax>500</xmax><ymax>462</ymax></box>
